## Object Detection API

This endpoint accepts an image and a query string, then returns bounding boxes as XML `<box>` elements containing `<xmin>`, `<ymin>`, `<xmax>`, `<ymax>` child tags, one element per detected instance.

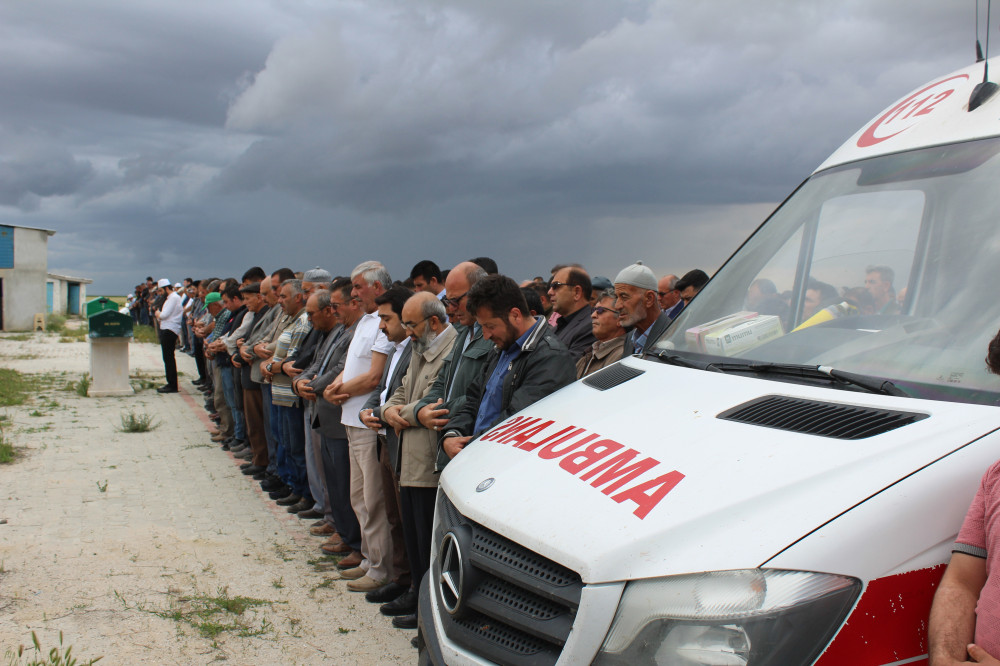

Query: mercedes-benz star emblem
<box><xmin>476</xmin><ymin>477</ymin><xmax>495</xmax><ymax>492</ymax></box>
<box><xmin>439</xmin><ymin>531</ymin><xmax>465</xmax><ymax>615</ymax></box>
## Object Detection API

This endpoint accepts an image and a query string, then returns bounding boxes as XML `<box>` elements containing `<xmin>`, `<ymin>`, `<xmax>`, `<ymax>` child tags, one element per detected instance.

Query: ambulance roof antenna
<box><xmin>970</xmin><ymin>0</ymin><xmax>998</xmax><ymax>110</ymax></box>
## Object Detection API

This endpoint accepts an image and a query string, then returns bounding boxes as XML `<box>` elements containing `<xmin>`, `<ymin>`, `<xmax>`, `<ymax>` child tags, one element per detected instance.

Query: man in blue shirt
<box><xmin>441</xmin><ymin>275</ymin><xmax>577</xmax><ymax>459</ymax></box>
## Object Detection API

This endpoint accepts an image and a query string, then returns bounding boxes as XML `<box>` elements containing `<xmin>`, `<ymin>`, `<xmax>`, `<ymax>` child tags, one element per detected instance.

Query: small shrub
<box><xmin>96</xmin><ymin>480</ymin><xmax>108</xmax><ymax>493</ymax></box>
<box><xmin>75</xmin><ymin>375</ymin><xmax>91</xmax><ymax>397</ymax></box>
<box><xmin>0</xmin><ymin>432</ymin><xmax>14</xmax><ymax>464</ymax></box>
<box><xmin>0</xmin><ymin>369</ymin><xmax>31</xmax><ymax>406</ymax></box>
<box><xmin>117</xmin><ymin>409</ymin><xmax>159</xmax><ymax>433</ymax></box>
<box><xmin>45</xmin><ymin>315</ymin><xmax>66</xmax><ymax>332</ymax></box>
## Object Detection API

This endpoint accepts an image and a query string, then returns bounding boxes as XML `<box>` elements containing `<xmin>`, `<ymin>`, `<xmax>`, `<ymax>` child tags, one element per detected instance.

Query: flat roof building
<box><xmin>0</xmin><ymin>224</ymin><xmax>58</xmax><ymax>330</ymax></box>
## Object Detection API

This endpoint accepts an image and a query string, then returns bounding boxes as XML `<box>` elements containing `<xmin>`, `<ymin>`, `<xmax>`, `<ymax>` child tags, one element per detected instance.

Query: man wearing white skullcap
<box><xmin>613</xmin><ymin>262</ymin><xmax>673</xmax><ymax>356</ymax></box>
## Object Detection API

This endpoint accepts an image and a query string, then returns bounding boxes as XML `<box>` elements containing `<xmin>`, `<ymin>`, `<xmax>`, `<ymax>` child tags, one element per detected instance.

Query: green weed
<box><xmin>117</xmin><ymin>410</ymin><xmax>159</xmax><ymax>433</ymax></box>
<box><xmin>96</xmin><ymin>481</ymin><xmax>108</xmax><ymax>493</ymax></box>
<box><xmin>74</xmin><ymin>375</ymin><xmax>90</xmax><ymax>397</ymax></box>
<box><xmin>114</xmin><ymin>587</ymin><xmax>274</xmax><ymax>641</ymax></box>
<box><xmin>0</xmin><ymin>369</ymin><xmax>31</xmax><ymax>406</ymax></box>
<box><xmin>3</xmin><ymin>630</ymin><xmax>102</xmax><ymax>665</ymax></box>
<box><xmin>45</xmin><ymin>315</ymin><xmax>66</xmax><ymax>332</ymax></box>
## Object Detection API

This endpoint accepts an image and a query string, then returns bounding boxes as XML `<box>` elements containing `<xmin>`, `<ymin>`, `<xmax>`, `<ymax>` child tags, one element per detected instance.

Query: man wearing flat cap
<box><xmin>614</xmin><ymin>262</ymin><xmax>674</xmax><ymax>356</ymax></box>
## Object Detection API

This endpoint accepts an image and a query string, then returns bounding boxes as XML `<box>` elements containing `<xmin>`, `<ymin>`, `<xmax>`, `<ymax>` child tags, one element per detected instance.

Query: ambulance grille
<box><xmin>433</xmin><ymin>492</ymin><xmax>582</xmax><ymax>666</ymax></box>
<box><xmin>717</xmin><ymin>395</ymin><xmax>928</xmax><ymax>439</ymax></box>
<box><xmin>583</xmin><ymin>363</ymin><xmax>644</xmax><ymax>390</ymax></box>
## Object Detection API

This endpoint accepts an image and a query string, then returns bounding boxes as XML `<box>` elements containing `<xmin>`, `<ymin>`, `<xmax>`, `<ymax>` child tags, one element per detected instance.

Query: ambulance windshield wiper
<box><xmin>648</xmin><ymin>350</ymin><xmax>724</xmax><ymax>372</ymax></box>
<box><xmin>706</xmin><ymin>360</ymin><xmax>907</xmax><ymax>396</ymax></box>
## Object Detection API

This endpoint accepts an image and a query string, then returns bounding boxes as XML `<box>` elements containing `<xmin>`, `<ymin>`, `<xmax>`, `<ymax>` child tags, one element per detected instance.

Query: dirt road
<box><xmin>0</xmin><ymin>331</ymin><xmax>415</xmax><ymax>665</ymax></box>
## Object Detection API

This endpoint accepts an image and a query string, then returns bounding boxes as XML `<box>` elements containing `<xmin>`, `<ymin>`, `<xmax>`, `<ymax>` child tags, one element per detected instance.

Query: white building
<box><xmin>0</xmin><ymin>224</ymin><xmax>56</xmax><ymax>331</ymax></box>
<box><xmin>47</xmin><ymin>273</ymin><xmax>93</xmax><ymax>317</ymax></box>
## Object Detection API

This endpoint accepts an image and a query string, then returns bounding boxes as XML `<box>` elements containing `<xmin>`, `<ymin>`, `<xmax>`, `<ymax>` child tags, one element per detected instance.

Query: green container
<box><xmin>86</xmin><ymin>297</ymin><xmax>118</xmax><ymax>318</ymax></box>
<box><xmin>88</xmin><ymin>304</ymin><xmax>133</xmax><ymax>339</ymax></box>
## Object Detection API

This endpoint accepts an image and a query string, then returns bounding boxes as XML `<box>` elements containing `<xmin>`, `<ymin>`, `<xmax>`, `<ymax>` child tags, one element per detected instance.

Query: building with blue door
<box><xmin>0</xmin><ymin>224</ymin><xmax>57</xmax><ymax>330</ymax></box>
<box><xmin>46</xmin><ymin>273</ymin><xmax>92</xmax><ymax>316</ymax></box>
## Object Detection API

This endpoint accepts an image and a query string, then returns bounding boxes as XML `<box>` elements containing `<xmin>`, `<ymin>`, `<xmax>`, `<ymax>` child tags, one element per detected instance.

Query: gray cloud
<box><xmin>0</xmin><ymin>143</ymin><xmax>94</xmax><ymax>208</ymax></box>
<box><xmin>0</xmin><ymin>0</ymin><xmax>982</xmax><ymax>293</ymax></box>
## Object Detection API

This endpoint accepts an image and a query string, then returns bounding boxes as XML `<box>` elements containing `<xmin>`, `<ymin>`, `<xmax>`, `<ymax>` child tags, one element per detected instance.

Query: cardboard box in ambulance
<box><xmin>419</xmin><ymin>57</ymin><xmax>1000</xmax><ymax>665</ymax></box>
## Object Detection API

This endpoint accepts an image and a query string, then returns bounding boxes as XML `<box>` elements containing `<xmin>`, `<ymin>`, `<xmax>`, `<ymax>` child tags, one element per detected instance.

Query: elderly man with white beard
<box><xmin>375</xmin><ymin>291</ymin><xmax>457</xmax><ymax>628</ymax></box>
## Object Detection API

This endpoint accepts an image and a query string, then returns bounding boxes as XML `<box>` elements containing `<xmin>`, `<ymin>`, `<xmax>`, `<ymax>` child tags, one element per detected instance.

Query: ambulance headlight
<box><xmin>594</xmin><ymin>569</ymin><xmax>860</xmax><ymax>666</ymax></box>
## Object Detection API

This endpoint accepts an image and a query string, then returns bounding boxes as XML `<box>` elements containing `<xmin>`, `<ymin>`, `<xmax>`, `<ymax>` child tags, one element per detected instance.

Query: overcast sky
<box><xmin>0</xmin><ymin>1</ymin><xmax>976</xmax><ymax>294</ymax></box>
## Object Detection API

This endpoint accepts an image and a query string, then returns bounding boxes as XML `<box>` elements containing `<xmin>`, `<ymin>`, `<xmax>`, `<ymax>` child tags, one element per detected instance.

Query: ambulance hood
<box><xmin>439</xmin><ymin>358</ymin><xmax>1000</xmax><ymax>584</ymax></box>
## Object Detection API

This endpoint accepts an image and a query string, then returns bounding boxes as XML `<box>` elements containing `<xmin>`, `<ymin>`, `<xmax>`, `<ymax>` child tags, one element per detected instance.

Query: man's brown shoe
<box><xmin>321</xmin><ymin>540</ymin><xmax>352</xmax><ymax>555</ymax></box>
<box><xmin>211</xmin><ymin>433</ymin><xmax>227</xmax><ymax>442</ymax></box>
<box><xmin>336</xmin><ymin>551</ymin><xmax>362</xmax><ymax>569</ymax></box>
<box><xmin>309</xmin><ymin>523</ymin><xmax>336</xmax><ymax>537</ymax></box>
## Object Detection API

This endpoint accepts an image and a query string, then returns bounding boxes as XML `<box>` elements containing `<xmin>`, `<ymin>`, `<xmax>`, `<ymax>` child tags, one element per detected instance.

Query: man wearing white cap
<box><xmin>155</xmin><ymin>278</ymin><xmax>184</xmax><ymax>393</ymax></box>
<box><xmin>614</xmin><ymin>262</ymin><xmax>673</xmax><ymax>356</ymax></box>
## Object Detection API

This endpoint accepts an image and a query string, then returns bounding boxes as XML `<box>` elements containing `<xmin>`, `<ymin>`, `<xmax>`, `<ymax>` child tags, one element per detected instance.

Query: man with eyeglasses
<box><xmin>373</xmin><ymin>291</ymin><xmax>458</xmax><ymax>628</ymax></box>
<box><xmin>304</xmin><ymin>278</ymin><xmax>364</xmax><ymax>567</ymax></box>
<box><xmin>411</xmin><ymin>262</ymin><xmax>493</xmax><ymax>470</ymax></box>
<box><xmin>576</xmin><ymin>288</ymin><xmax>627</xmax><ymax>378</ymax></box>
<box><xmin>547</xmin><ymin>266</ymin><xmax>597</xmax><ymax>361</ymax></box>
<box><xmin>657</xmin><ymin>274</ymin><xmax>684</xmax><ymax>319</ymax></box>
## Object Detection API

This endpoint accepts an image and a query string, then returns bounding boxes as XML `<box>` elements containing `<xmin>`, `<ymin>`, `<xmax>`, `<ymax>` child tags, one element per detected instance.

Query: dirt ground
<box><xmin>0</xmin><ymin>331</ymin><xmax>415</xmax><ymax>665</ymax></box>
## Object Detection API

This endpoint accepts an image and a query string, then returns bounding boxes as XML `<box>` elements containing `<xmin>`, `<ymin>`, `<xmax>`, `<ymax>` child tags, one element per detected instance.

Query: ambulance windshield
<box><xmin>655</xmin><ymin>137</ymin><xmax>1000</xmax><ymax>405</ymax></box>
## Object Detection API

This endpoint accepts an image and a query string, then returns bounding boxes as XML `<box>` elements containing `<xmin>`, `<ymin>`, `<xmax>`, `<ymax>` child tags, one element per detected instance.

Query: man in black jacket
<box><xmin>441</xmin><ymin>275</ymin><xmax>577</xmax><ymax>460</ymax></box>
<box><xmin>548</xmin><ymin>265</ymin><xmax>596</xmax><ymax>360</ymax></box>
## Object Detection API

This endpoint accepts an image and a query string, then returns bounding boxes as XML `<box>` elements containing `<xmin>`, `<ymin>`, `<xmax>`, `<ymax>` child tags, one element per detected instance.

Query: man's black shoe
<box><xmin>240</xmin><ymin>462</ymin><xmax>253</xmax><ymax>470</ymax></box>
<box><xmin>242</xmin><ymin>465</ymin><xmax>266</xmax><ymax>476</ymax></box>
<box><xmin>156</xmin><ymin>385</ymin><xmax>178</xmax><ymax>394</ymax></box>
<box><xmin>276</xmin><ymin>494</ymin><xmax>301</xmax><ymax>507</ymax></box>
<box><xmin>252</xmin><ymin>471</ymin><xmax>267</xmax><ymax>481</ymax></box>
<box><xmin>392</xmin><ymin>614</ymin><xmax>418</xmax><ymax>630</ymax></box>
<box><xmin>192</xmin><ymin>378</ymin><xmax>205</xmax><ymax>386</ymax></box>
<box><xmin>380</xmin><ymin>588</ymin><xmax>418</xmax><ymax>616</ymax></box>
<box><xmin>366</xmin><ymin>581</ymin><xmax>407</xmax><ymax>604</ymax></box>
<box><xmin>268</xmin><ymin>488</ymin><xmax>292</xmax><ymax>500</ymax></box>
<box><xmin>260</xmin><ymin>477</ymin><xmax>283</xmax><ymax>491</ymax></box>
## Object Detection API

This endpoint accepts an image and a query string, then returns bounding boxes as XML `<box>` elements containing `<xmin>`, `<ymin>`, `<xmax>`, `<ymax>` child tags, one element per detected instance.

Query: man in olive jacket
<box><xmin>440</xmin><ymin>275</ymin><xmax>577</xmax><ymax>460</ymax></box>
<box><xmin>376</xmin><ymin>292</ymin><xmax>458</xmax><ymax>625</ymax></box>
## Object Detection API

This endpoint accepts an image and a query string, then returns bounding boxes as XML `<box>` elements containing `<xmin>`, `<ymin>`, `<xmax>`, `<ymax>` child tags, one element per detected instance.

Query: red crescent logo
<box><xmin>857</xmin><ymin>74</ymin><xmax>969</xmax><ymax>148</ymax></box>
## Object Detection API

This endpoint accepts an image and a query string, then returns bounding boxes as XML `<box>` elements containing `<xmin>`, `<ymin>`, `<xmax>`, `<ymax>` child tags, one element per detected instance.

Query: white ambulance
<box><xmin>419</xmin><ymin>56</ymin><xmax>1000</xmax><ymax>665</ymax></box>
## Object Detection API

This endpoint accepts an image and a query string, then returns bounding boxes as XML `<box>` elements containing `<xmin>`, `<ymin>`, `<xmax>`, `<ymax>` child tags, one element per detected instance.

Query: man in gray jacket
<box><xmin>412</xmin><ymin>262</ymin><xmax>493</xmax><ymax>469</ymax></box>
<box><xmin>295</xmin><ymin>278</ymin><xmax>362</xmax><ymax>559</ymax></box>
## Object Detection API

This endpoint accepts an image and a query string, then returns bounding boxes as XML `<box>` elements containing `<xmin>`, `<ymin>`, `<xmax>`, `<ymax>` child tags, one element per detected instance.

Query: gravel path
<box><xmin>0</xmin><ymin>332</ymin><xmax>414</xmax><ymax>665</ymax></box>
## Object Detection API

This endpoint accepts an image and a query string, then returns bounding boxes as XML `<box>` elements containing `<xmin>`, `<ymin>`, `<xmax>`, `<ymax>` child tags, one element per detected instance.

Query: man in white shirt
<box><xmin>155</xmin><ymin>278</ymin><xmax>184</xmax><ymax>393</ymax></box>
<box><xmin>323</xmin><ymin>261</ymin><xmax>395</xmax><ymax>592</ymax></box>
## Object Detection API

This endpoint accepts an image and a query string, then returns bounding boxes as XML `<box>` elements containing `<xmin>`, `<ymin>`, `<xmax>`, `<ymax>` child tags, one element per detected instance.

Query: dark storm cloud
<box><xmin>0</xmin><ymin>144</ymin><xmax>94</xmax><ymax>209</ymax></box>
<box><xmin>222</xmin><ymin>0</ymin><xmax>971</xmax><ymax>211</ymax></box>
<box><xmin>0</xmin><ymin>0</ymin><xmax>984</xmax><ymax>292</ymax></box>
<box><xmin>0</xmin><ymin>0</ymin><xmax>274</xmax><ymax>127</ymax></box>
